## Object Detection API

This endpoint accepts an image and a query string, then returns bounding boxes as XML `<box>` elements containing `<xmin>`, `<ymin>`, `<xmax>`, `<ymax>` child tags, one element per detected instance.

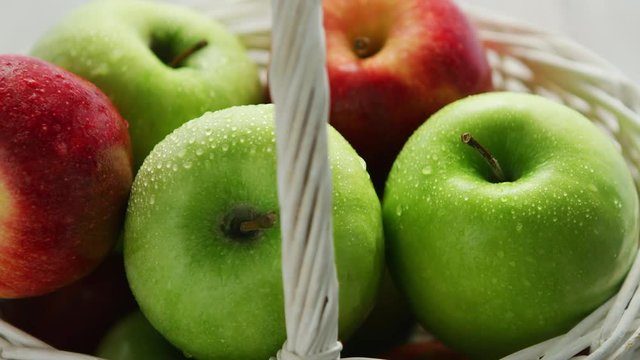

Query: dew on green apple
<box><xmin>90</xmin><ymin>63</ymin><xmax>109</xmax><ymax>77</ymax></box>
<box><xmin>358</xmin><ymin>157</ymin><xmax>367</xmax><ymax>171</ymax></box>
<box><xmin>614</xmin><ymin>199</ymin><xmax>623</xmax><ymax>208</ymax></box>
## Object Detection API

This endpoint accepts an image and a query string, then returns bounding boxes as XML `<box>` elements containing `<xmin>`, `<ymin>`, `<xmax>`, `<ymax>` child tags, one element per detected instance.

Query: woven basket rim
<box><xmin>2</xmin><ymin>2</ymin><xmax>640</xmax><ymax>360</ymax></box>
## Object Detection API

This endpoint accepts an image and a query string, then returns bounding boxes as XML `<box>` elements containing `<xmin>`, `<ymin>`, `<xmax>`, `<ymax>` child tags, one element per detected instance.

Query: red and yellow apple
<box><xmin>323</xmin><ymin>0</ymin><xmax>493</xmax><ymax>190</ymax></box>
<box><xmin>0</xmin><ymin>55</ymin><xmax>133</xmax><ymax>298</ymax></box>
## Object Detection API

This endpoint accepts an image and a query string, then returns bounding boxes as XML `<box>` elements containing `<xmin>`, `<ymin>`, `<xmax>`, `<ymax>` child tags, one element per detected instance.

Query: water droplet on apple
<box><xmin>90</xmin><ymin>63</ymin><xmax>109</xmax><ymax>76</ymax></box>
<box><xmin>222</xmin><ymin>144</ymin><xmax>229</xmax><ymax>152</ymax></box>
<box><xmin>195</xmin><ymin>148</ymin><xmax>204</xmax><ymax>156</ymax></box>
<box><xmin>396</xmin><ymin>205</ymin><xmax>403</xmax><ymax>216</ymax></box>
<box><xmin>183</xmin><ymin>161</ymin><xmax>193</xmax><ymax>169</ymax></box>
<box><xmin>111</xmin><ymin>49</ymin><xmax>124</xmax><ymax>61</ymax></box>
<box><xmin>149</xmin><ymin>196</ymin><xmax>155</xmax><ymax>205</ymax></box>
<box><xmin>358</xmin><ymin>157</ymin><xmax>367</xmax><ymax>171</ymax></box>
<box><xmin>421</xmin><ymin>166</ymin><xmax>432</xmax><ymax>175</ymax></box>
<box><xmin>516</xmin><ymin>223</ymin><xmax>523</xmax><ymax>232</ymax></box>
<box><xmin>54</xmin><ymin>142</ymin><xmax>68</xmax><ymax>156</ymax></box>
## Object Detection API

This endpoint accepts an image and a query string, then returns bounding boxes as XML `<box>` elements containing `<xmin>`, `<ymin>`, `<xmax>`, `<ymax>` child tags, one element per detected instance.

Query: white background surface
<box><xmin>0</xmin><ymin>0</ymin><xmax>639</xmax><ymax>84</ymax></box>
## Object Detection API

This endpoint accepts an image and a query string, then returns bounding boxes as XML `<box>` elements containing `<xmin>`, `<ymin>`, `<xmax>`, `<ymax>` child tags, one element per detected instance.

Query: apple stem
<box><xmin>353</xmin><ymin>36</ymin><xmax>372</xmax><ymax>58</ymax></box>
<box><xmin>222</xmin><ymin>206</ymin><xmax>277</xmax><ymax>241</ymax></box>
<box><xmin>461</xmin><ymin>132</ymin><xmax>506</xmax><ymax>182</ymax></box>
<box><xmin>239</xmin><ymin>212</ymin><xmax>277</xmax><ymax>233</ymax></box>
<box><xmin>169</xmin><ymin>39</ymin><xmax>208</xmax><ymax>68</ymax></box>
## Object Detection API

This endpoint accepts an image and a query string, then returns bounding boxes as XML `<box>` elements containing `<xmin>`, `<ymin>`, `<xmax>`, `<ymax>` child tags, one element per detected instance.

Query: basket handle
<box><xmin>269</xmin><ymin>0</ymin><xmax>340</xmax><ymax>359</ymax></box>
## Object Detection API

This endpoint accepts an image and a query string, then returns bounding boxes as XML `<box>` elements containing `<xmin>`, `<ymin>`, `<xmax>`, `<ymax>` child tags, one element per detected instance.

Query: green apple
<box><xmin>383</xmin><ymin>92</ymin><xmax>639</xmax><ymax>359</ymax></box>
<box><xmin>124</xmin><ymin>104</ymin><xmax>384</xmax><ymax>360</ymax></box>
<box><xmin>31</xmin><ymin>0</ymin><xmax>263</xmax><ymax>169</ymax></box>
<box><xmin>96</xmin><ymin>311</ymin><xmax>186</xmax><ymax>360</ymax></box>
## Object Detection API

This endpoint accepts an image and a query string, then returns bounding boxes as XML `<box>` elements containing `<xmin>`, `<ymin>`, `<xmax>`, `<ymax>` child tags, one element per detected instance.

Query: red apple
<box><xmin>385</xmin><ymin>339</ymin><xmax>468</xmax><ymax>360</ymax></box>
<box><xmin>0</xmin><ymin>254</ymin><xmax>138</xmax><ymax>353</ymax></box>
<box><xmin>323</xmin><ymin>0</ymin><xmax>493</xmax><ymax>190</ymax></box>
<box><xmin>0</xmin><ymin>55</ymin><xmax>133</xmax><ymax>298</ymax></box>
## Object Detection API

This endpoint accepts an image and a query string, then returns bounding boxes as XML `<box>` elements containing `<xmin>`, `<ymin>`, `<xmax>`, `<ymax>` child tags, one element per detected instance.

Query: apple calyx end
<box><xmin>461</xmin><ymin>132</ymin><xmax>506</xmax><ymax>183</ymax></box>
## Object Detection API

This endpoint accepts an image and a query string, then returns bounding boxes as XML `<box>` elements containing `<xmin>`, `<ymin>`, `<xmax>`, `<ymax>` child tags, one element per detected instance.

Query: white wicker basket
<box><xmin>2</xmin><ymin>1</ymin><xmax>640</xmax><ymax>360</ymax></box>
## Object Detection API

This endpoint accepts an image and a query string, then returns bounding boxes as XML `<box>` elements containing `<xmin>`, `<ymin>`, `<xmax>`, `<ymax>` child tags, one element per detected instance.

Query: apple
<box><xmin>385</xmin><ymin>339</ymin><xmax>468</xmax><ymax>360</ymax></box>
<box><xmin>31</xmin><ymin>0</ymin><xmax>263</xmax><ymax>169</ymax></box>
<box><xmin>124</xmin><ymin>104</ymin><xmax>384</xmax><ymax>360</ymax></box>
<box><xmin>342</xmin><ymin>269</ymin><xmax>416</xmax><ymax>358</ymax></box>
<box><xmin>0</xmin><ymin>55</ymin><xmax>132</xmax><ymax>298</ymax></box>
<box><xmin>0</xmin><ymin>254</ymin><xmax>137</xmax><ymax>354</ymax></box>
<box><xmin>322</xmin><ymin>0</ymin><xmax>493</xmax><ymax>191</ymax></box>
<box><xmin>96</xmin><ymin>311</ymin><xmax>186</xmax><ymax>360</ymax></box>
<box><xmin>383</xmin><ymin>92</ymin><xmax>639</xmax><ymax>359</ymax></box>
